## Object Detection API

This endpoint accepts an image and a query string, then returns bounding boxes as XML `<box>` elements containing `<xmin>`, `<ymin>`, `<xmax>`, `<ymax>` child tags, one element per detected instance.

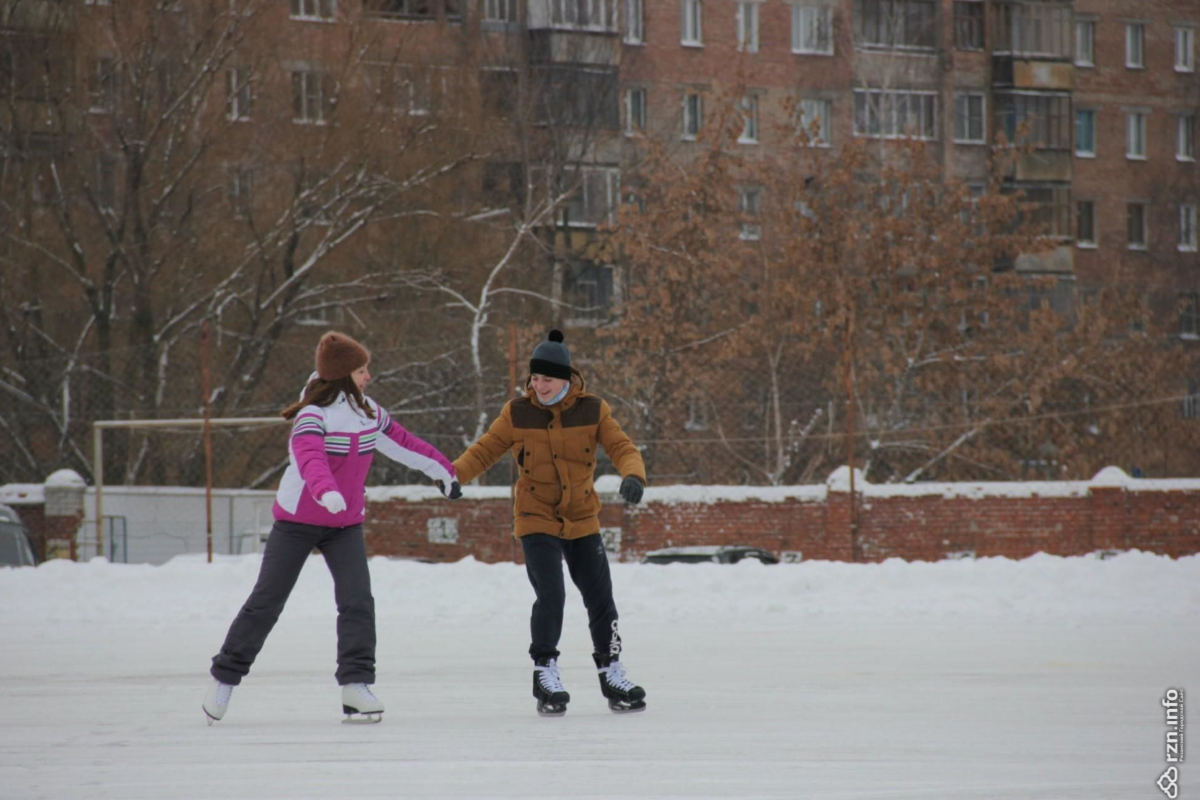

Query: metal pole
<box><xmin>202</xmin><ymin>321</ymin><xmax>215</xmax><ymax>564</ymax></box>
<box><xmin>93</xmin><ymin>423</ymin><xmax>103</xmax><ymax>561</ymax></box>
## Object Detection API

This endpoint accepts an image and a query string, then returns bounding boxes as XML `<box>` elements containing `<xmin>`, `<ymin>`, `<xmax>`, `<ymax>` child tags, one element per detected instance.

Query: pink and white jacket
<box><xmin>273</xmin><ymin>388</ymin><xmax>456</xmax><ymax>528</ymax></box>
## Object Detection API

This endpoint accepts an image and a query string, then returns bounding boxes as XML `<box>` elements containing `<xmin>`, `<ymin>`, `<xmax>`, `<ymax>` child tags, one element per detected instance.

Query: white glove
<box><xmin>318</xmin><ymin>491</ymin><xmax>347</xmax><ymax>514</ymax></box>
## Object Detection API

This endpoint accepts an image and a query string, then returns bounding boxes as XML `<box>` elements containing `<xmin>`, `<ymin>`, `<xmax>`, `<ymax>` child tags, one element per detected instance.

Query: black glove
<box><xmin>436</xmin><ymin>480</ymin><xmax>462</xmax><ymax>500</ymax></box>
<box><xmin>618</xmin><ymin>475</ymin><xmax>644</xmax><ymax>504</ymax></box>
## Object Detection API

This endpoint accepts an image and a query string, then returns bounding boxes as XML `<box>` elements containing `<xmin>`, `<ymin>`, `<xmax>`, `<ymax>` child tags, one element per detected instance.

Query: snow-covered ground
<box><xmin>1</xmin><ymin>551</ymin><xmax>1197</xmax><ymax>800</ymax></box>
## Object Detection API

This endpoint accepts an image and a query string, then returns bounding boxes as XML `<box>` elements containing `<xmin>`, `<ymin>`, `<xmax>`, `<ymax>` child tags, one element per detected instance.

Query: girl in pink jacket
<box><xmin>203</xmin><ymin>332</ymin><xmax>459</xmax><ymax>725</ymax></box>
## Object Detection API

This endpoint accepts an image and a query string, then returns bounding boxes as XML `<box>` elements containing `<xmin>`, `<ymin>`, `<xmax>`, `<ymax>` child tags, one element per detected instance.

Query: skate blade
<box><xmin>536</xmin><ymin>703</ymin><xmax>568</xmax><ymax>717</ymax></box>
<box><xmin>203</xmin><ymin>707</ymin><xmax>220</xmax><ymax>726</ymax></box>
<box><xmin>342</xmin><ymin>712</ymin><xmax>383</xmax><ymax>724</ymax></box>
<box><xmin>608</xmin><ymin>700</ymin><xmax>647</xmax><ymax>714</ymax></box>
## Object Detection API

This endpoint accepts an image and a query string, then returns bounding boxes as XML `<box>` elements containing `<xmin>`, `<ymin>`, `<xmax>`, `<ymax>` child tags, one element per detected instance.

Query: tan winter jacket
<box><xmin>453</xmin><ymin>368</ymin><xmax>646</xmax><ymax>539</ymax></box>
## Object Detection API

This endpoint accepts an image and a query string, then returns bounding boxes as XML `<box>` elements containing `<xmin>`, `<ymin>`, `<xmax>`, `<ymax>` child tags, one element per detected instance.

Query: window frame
<box><xmin>682</xmin><ymin>90</ymin><xmax>703</xmax><ymax>140</ymax></box>
<box><xmin>853</xmin><ymin>88</ymin><xmax>939</xmax><ymax>140</ymax></box>
<box><xmin>291</xmin><ymin>68</ymin><xmax>334</xmax><ymax>125</ymax></box>
<box><xmin>1075</xmin><ymin>108</ymin><xmax>1095</xmax><ymax>157</ymax></box>
<box><xmin>1125</xmin><ymin>22</ymin><xmax>1145</xmax><ymax>69</ymax></box>
<box><xmin>738</xmin><ymin>185</ymin><xmax>763</xmax><ymax>240</ymax></box>
<box><xmin>1179</xmin><ymin>114</ymin><xmax>1197</xmax><ymax>162</ymax></box>
<box><xmin>290</xmin><ymin>0</ymin><xmax>336</xmax><ymax>21</ymax></box>
<box><xmin>1075</xmin><ymin>199</ymin><xmax>1096</xmax><ymax>248</ymax></box>
<box><xmin>681</xmin><ymin>0</ymin><xmax>704</xmax><ymax>46</ymax></box>
<box><xmin>798</xmin><ymin>97</ymin><xmax>833</xmax><ymax>146</ymax></box>
<box><xmin>1074</xmin><ymin>18</ymin><xmax>1094</xmax><ymax>66</ymax></box>
<box><xmin>1126</xmin><ymin>111</ymin><xmax>1147</xmax><ymax>160</ymax></box>
<box><xmin>624</xmin><ymin>86</ymin><xmax>646</xmax><ymax>135</ymax></box>
<box><xmin>623</xmin><ymin>0</ymin><xmax>644</xmax><ymax>43</ymax></box>
<box><xmin>1180</xmin><ymin>204</ymin><xmax>1198</xmax><ymax>252</ymax></box>
<box><xmin>1177</xmin><ymin>26</ymin><xmax>1196</xmax><ymax>72</ymax></box>
<box><xmin>953</xmin><ymin>1</ymin><xmax>984</xmax><ymax>51</ymax></box>
<box><xmin>792</xmin><ymin>4</ymin><xmax>834</xmax><ymax>55</ymax></box>
<box><xmin>1126</xmin><ymin>201</ymin><xmax>1149</xmax><ymax>250</ymax></box>
<box><xmin>953</xmin><ymin>92</ymin><xmax>986</xmax><ymax>144</ymax></box>
<box><xmin>738</xmin><ymin>94</ymin><xmax>760</xmax><ymax>144</ymax></box>
<box><xmin>737</xmin><ymin>1</ymin><xmax>761</xmax><ymax>52</ymax></box>
<box><xmin>1180</xmin><ymin>292</ymin><xmax>1199</xmax><ymax>338</ymax></box>
<box><xmin>225</xmin><ymin>67</ymin><xmax>253</xmax><ymax>122</ymax></box>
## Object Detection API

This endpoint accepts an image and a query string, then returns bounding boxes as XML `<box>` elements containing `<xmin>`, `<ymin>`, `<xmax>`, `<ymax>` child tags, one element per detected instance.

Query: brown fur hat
<box><xmin>315</xmin><ymin>332</ymin><xmax>370</xmax><ymax>381</ymax></box>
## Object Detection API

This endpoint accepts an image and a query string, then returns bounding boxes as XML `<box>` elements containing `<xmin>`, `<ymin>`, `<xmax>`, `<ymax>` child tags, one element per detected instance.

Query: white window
<box><xmin>995</xmin><ymin>2</ymin><xmax>1071</xmax><ymax>57</ymax></box>
<box><xmin>792</xmin><ymin>5</ymin><xmax>833</xmax><ymax>55</ymax></box>
<box><xmin>624</xmin><ymin>87</ymin><xmax>646</xmax><ymax>134</ymax></box>
<box><xmin>953</xmin><ymin>93</ymin><xmax>985</xmax><ymax>144</ymax></box>
<box><xmin>1126</xmin><ymin>23</ymin><xmax>1144</xmax><ymax>68</ymax></box>
<box><xmin>799</xmin><ymin>97</ymin><xmax>832</xmax><ymax>145</ymax></box>
<box><xmin>681</xmin><ymin>0</ymin><xmax>703</xmax><ymax>45</ymax></box>
<box><xmin>1126</xmin><ymin>112</ymin><xmax>1147</xmax><ymax>159</ymax></box>
<box><xmin>225</xmin><ymin>67</ymin><xmax>252</xmax><ymax>121</ymax></box>
<box><xmin>1075</xmin><ymin>109</ymin><xmax>1095</xmax><ymax>157</ymax></box>
<box><xmin>1127</xmin><ymin>202</ymin><xmax>1148</xmax><ymax>249</ymax></box>
<box><xmin>854</xmin><ymin>89</ymin><xmax>938</xmax><ymax>140</ymax></box>
<box><xmin>292</xmin><ymin>69</ymin><xmax>333</xmax><ymax>124</ymax></box>
<box><xmin>291</xmin><ymin>0</ymin><xmax>335</xmax><ymax>20</ymax></box>
<box><xmin>1075</xmin><ymin>20</ymin><xmax>1094</xmax><ymax>66</ymax></box>
<box><xmin>1076</xmin><ymin>200</ymin><xmax>1096</xmax><ymax>247</ymax></box>
<box><xmin>683</xmin><ymin>91</ymin><xmax>702</xmax><ymax>139</ymax></box>
<box><xmin>549</xmin><ymin>0</ymin><xmax>618</xmax><ymax>31</ymax></box>
<box><xmin>1177</xmin><ymin>27</ymin><xmax>1196</xmax><ymax>72</ymax></box>
<box><xmin>737</xmin><ymin>2</ymin><xmax>760</xmax><ymax>53</ymax></box>
<box><xmin>1180</xmin><ymin>204</ymin><xmax>1198</xmax><ymax>251</ymax></box>
<box><xmin>484</xmin><ymin>0</ymin><xmax>518</xmax><ymax>22</ymax></box>
<box><xmin>738</xmin><ymin>186</ymin><xmax>762</xmax><ymax>240</ymax></box>
<box><xmin>1179</xmin><ymin>115</ymin><xmax>1196</xmax><ymax>161</ymax></box>
<box><xmin>739</xmin><ymin>95</ymin><xmax>759</xmax><ymax>143</ymax></box>
<box><xmin>228</xmin><ymin>166</ymin><xmax>254</xmax><ymax>220</ymax></box>
<box><xmin>624</xmin><ymin>0</ymin><xmax>643</xmax><ymax>43</ymax></box>
<box><xmin>534</xmin><ymin>165</ymin><xmax>621</xmax><ymax>227</ymax></box>
<box><xmin>685</xmin><ymin>393</ymin><xmax>709</xmax><ymax>431</ymax></box>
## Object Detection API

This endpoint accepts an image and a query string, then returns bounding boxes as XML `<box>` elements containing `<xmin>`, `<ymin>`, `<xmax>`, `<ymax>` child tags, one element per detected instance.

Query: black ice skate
<box><xmin>595</xmin><ymin>656</ymin><xmax>646</xmax><ymax>713</ymax></box>
<box><xmin>533</xmin><ymin>657</ymin><xmax>570</xmax><ymax>717</ymax></box>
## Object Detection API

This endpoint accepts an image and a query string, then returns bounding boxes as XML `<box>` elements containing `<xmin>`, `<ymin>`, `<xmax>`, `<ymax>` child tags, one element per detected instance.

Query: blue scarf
<box><xmin>543</xmin><ymin>383</ymin><xmax>571</xmax><ymax>406</ymax></box>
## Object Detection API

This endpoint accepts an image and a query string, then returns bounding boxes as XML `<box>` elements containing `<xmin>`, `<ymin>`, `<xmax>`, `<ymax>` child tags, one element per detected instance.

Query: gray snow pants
<box><xmin>210</xmin><ymin>520</ymin><xmax>375</xmax><ymax>686</ymax></box>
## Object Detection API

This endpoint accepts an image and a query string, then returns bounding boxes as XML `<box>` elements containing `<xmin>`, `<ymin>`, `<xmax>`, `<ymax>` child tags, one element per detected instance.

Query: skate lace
<box><xmin>600</xmin><ymin>661</ymin><xmax>636</xmax><ymax>692</ymax></box>
<box><xmin>535</xmin><ymin>661</ymin><xmax>565</xmax><ymax>693</ymax></box>
<box><xmin>213</xmin><ymin>681</ymin><xmax>233</xmax><ymax>706</ymax></box>
<box><xmin>348</xmin><ymin>683</ymin><xmax>377</xmax><ymax>702</ymax></box>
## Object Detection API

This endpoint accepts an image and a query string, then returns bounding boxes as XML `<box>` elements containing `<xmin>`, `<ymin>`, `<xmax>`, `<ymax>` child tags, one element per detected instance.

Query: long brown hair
<box><xmin>281</xmin><ymin>375</ymin><xmax>376</xmax><ymax>420</ymax></box>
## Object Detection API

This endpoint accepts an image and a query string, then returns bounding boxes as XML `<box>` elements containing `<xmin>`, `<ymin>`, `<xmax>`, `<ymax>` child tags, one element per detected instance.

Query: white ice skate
<box><xmin>341</xmin><ymin>683</ymin><xmax>384</xmax><ymax>724</ymax></box>
<box><xmin>202</xmin><ymin>679</ymin><xmax>234</xmax><ymax>725</ymax></box>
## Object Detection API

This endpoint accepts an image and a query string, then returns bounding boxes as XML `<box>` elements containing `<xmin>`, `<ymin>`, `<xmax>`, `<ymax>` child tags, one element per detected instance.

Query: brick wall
<box><xmin>363</xmin><ymin>470</ymin><xmax>1200</xmax><ymax>563</ymax></box>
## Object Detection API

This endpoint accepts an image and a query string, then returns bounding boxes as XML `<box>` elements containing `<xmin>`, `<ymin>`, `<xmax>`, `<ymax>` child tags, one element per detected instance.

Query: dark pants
<box><xmin>210</xmin><ymin>520</ymin><xmax>376</xmax><ymax>686</ymax></box>
<box><xmin>521</xmin><ymin>533</ymin><xmax>621</xmax><ymax>664</ymax></box>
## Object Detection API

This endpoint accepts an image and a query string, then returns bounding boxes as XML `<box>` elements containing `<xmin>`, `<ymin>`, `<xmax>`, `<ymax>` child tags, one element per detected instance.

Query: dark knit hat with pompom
<box><xmin>315</xmin><ymin>332</ymin><xmax>370</xmax><ymax>381</ymax></box>
<box><xmin>530</xmin><ymin>329</ymin><xmax>571</xmax><ymax>381</ymax></box>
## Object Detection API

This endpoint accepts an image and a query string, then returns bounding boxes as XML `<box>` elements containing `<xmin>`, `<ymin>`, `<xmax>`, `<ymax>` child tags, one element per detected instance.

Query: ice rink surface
<box><xmin>1</xmin><ymin>551</ymin><xmax>1197</xmax><ymax>800</ymax></box>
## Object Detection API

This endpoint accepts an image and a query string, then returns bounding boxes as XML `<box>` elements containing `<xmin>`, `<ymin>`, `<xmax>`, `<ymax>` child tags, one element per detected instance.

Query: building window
<box><xmin>1179</xmin><ymin>115</ymin><xmax>1196</xmax><ymax>161</ymax></box>
<box><xmin>995</xmin><ymin>3</ymin><xmax>1071</xmax><ymax>58</ymax></box>
<box><xmin>1176</xmin><ymin>26</ymin><xmax>1195</xmax><ymax>72</ymax></box>
<box><xmin>798</xmin><ymin>97</ymin><xmax>832</xmax><ymax>145</ymax></box>
<box><xmin>793</xmin><ymin>5</ymin><xmax>834</xmax><ymax>54</ymax></box>
<box><xmin>1075</xmin><ymin>19</ymin><xmax>1094</xmax><ymax>66</ymax></box>
<box><xmin>1076</xmin><ymin>200</ymin><xmax>1096</xmax><ymax>247</ymax></box>
<box><xmin>563</xmin><ymin>262</ymin><xmax>616</xmax><ymax>325</ymax></box>
<box><xmin>1023</xmin><ymin>186</ymin><xmax>1071</xmax><ymax>239</ymax></box>
<box><xmin>683</xmin><ymin>91</ymin><xmax>702</xmax><ymax>139</ymax></box>
<box><xmin>855</xmin><ymin>0</ymin><xmax>936</xmax><ymax>50</ymax></box>
<box><xmin>736</xmin><ymin>2</ymin><xmax>760</xmax><ymax>52</ymax></box>
<box><xmin>854</xmin><ymin>89</ymin><xmax>938</xmax><ymax>140</ymax></box>
<box><xmin>1126</xmin><ymin>112</ymin><xmax>1147</xmax><ymax>159</ymax></box>
<box><xmin>484</xmin><ymin>0</ymin><xmax>518</xmax><ymax>22</ymax></box>
<box><xmin>291</xmin><ymin>0</ymin><xmax>335</xmax><ymax>20</ymax></box>
<box><xmin>534</xmin><ymin>165</ymin><xmax>620</xmax><ymax>227</ymax></box>
<box><xmin>94</xmin><ymin>153</ymin><xmax>117</xmax><ymax>212</ymax></box>
<box><xmin>624</xmin><ymin>0</ymin><xmax>643</xmax><ymax>43</ymax></box>
<box><xmin>225</xmin><ymin>67</ymin><xmax>252</xmax><ymax>121</ymax></box>
<box><xmin>1180</xmin><ymin>293</ymin><xmax>1199</xmax><ymax>338</ymax></box>
<box><xmin>1075</xmin><ymin>109</ymin><xmax>1095</xmax><ymax>156</ymax></box>
<box><xmin>739</xmin><ymin>95</ymin><xmax>759</xmax><ymax>143</ymax></box>
<box><xmin>1127</xmin><ymin>202</ymin><xmax>1148</xmax><ymax>249</ymax></box>
<box><xmin>738</xmin><ymin>186</ymin><xmax>762</xmax><ymax>240</ymax></box>
<box><xmin>995</xmin><ymin>93</ymin><xmax>1071</xmax><ymax>150</ymax></box>
<box><xmin>292</xmin><ymin>69</ymin><xmax>334</xmax><ymax>124</ymax></box>
<box><xmin>1126</xmin><ymin>23</ymin><xmax>1144</xmax><ymax>68</ymax></box>
<box><xmin>953</xmin><ymin>92</ymin><xmax>985</xmax><ymax>144</ymax></box>
<box><xmin>1181</xmin><ymin>204</ymin><xmax>1198</xmax><ymax>252</ymax></box>
<box><xmin>953</xmin><ymin>1</ymin><xmax>983</xmax><ymax>50</ymax></box>
<box><xmin>228</xmin><ymin>166</ymin><xmax>254</xmax><ymax>220</ymax></box>
<box><xmin>548</xmin><ymin>0</ymin><xmax>617</xmax><ymax>30</ymax></box>
<box><xmin>1182</xmin><ymin>378</ymin><xmax>1200</xmax><ymax>420</ymax></box>
<box><xmin>685</xmin><ymin>393</ymin><xmax>709</xmax><ymax>431</ymax></box>
<box><xmin>624</xmin><ymin>87</ymin><xmax>646</xmax><ymax>134</ymax></box>
<box><xmin>681</xmin><ymin>0</ymin><xmax>703</xmax><ymax>45</ymax></box>
<box><xmin>88</xmin><ymin>57</ymin><xmax>116</xmax><ymax>113</ymax></box>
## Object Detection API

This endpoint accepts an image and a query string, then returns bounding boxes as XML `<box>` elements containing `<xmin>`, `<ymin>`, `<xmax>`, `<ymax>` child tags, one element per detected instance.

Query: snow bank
<box><xmin>2</xmin><ymin>550</ymin><xmax>1195</xmax><ymax>626</ymax></box>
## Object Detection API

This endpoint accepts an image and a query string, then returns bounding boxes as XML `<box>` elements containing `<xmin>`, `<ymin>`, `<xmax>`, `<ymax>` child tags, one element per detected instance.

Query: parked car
<box><xmin>0</xmin><ymin>503</ymin><xmax>37</xmax><ymax>567</ymax></box>
<box><xmin>641</xmin><ymin>545</ymin><xmax>779</xmax><ymax>565</ymax></box>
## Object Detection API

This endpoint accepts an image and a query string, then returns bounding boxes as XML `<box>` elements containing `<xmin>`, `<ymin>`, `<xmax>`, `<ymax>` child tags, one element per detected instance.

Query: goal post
<box><xmin>92</xmin><ymin>417</ymin><xmax>288</xmax><ymax>562</ymax></box>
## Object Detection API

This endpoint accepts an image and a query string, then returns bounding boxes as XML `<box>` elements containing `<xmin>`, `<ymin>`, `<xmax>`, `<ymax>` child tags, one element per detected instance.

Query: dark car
<box><xmin>0</xmin><ymin>503</ymin><xmax>37</xmax><ymax>567</ymax></box>
<box><xmin>641</xmin><ymin>545</ymin><xmax>779</xmax><ymax>565</ymax></box>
